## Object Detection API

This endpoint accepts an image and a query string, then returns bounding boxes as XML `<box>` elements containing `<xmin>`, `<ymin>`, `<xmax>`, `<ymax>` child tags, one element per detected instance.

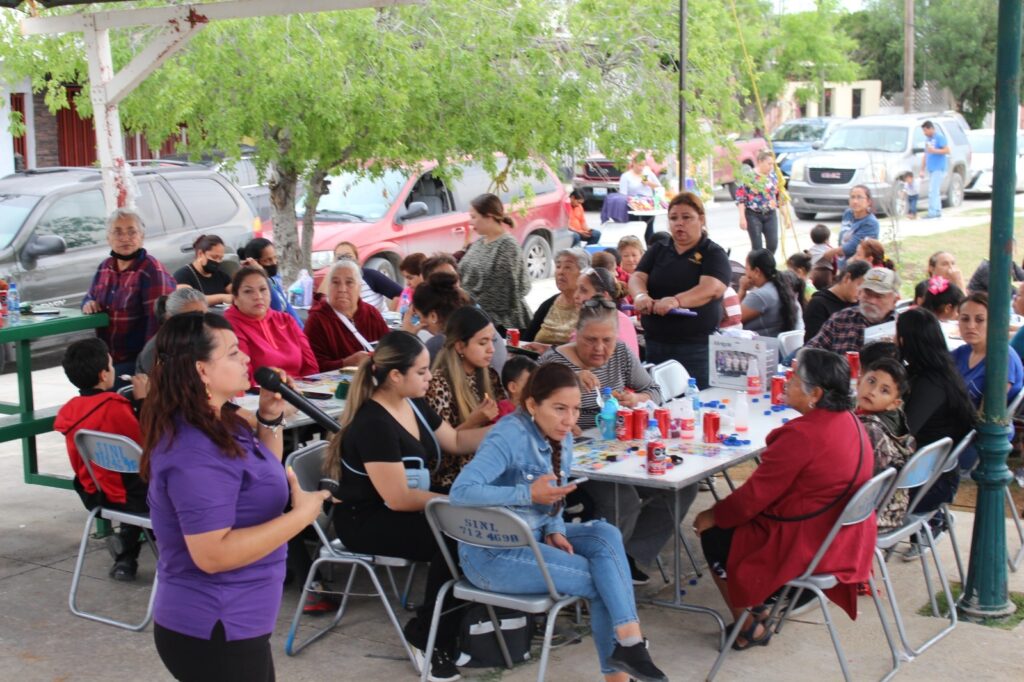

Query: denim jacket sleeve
<box><xmin>449</xmin><ymin>430</ymin><xmax>532</xmax><ymax>508</ymax></box>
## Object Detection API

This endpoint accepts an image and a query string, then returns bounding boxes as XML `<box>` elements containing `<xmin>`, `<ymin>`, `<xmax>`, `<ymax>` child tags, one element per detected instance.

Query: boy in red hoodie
<box><xmin>54</xmin><ymin>338</ymin><xmax>147</xmax><ymax>581</ymax></box>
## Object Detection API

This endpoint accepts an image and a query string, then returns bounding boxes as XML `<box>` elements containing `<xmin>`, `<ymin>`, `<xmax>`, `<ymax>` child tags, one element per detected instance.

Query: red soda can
<box><xmin>785</xmin><ymin>367</ymin><xmax>794</xmax><ymax>384</ymax></box>
<box><xmin>846</xmin><ymin>351</ymin><xmax>861</xmax><ymax>381</ymax></box>
<box><xmin>506</xmin><ymin>328</ymin><xmax>520</xmax><ymax>347</ymax></box>
<box><xmin>771</xmin><ymin>375</ymin><xmax>786</xmax><ymax>406</ymax></box>
<box><xmin>646</xmin><ymin>439</ymin><xmax>666</xmax><ymax>475</ymax></box>
<box><xmin>615</xmin><ymin>410</ymin><xmax>633</xmax><ymax>441</ymax></box>
<box><xmin>703</xmin><ymin>411</ymin><xmax>720</xmax><ymax>443</ymax></box>
<box><xmin>654</xmin><ymin>408</ymin><xmax>670</xmax><ymax>438</ymax></box>
<box><xmin>632</xmin><ymin>408</ymin><xmax>648</xmax><ymax>439</ymax></box>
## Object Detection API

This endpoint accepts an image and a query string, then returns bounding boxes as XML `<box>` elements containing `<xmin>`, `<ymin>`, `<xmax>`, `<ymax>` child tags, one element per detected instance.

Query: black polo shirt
<box><xmin>636</xmin><ymin>235</ymin><xmax>731</xmax><ymax>344</ymax></box>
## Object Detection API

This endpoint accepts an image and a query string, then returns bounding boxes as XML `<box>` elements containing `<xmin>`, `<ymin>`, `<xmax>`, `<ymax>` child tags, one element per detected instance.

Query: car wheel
<box><xmin>522</xmin><ymin>234</ymin><xmax>552</xmax><ymax>280</ymax></box>
<box><xmin>943</xmin><ymin>172</ymin><xmax>965</xmax><ymax>208</ymax></box>
<box><xmin>365</xmin><ymin>255</ymin><xmax>399</xmax><ymax>283</ymax></box>
<box><xmin>795</xmin><ymin>211</ymin><xmax>816</xmax><ymax>221</ymax></box>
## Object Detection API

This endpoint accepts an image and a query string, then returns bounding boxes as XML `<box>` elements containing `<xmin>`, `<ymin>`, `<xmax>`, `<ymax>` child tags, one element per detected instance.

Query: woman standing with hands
<box><xmin>450</xmin><ymin>363</ymin><xmax>669</xmax><ymax>682</ymax></box>
<box><xmin>457</xmin><ymin>193</ymin><xmax>532</xmax><ymax>332</ymax></box>
<box><xmin>629</xmin><ymin>192</ymin><xmax>732</xmax><ymax>388</ymax></box>
<box><xmin>141</xmin><ymin>313</ymin><xmax>330</xmax><ymax>682</ymax></box>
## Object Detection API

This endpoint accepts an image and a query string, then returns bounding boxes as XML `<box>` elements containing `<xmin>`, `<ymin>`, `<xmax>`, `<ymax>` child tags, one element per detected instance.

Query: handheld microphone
<box><xmin>254</xmin><ymin>366</ymin><xmax>340</xmax><ymax>433</ymax></box>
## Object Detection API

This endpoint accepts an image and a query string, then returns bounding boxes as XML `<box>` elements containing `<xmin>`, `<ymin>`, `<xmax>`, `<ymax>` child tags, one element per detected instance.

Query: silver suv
<box><xmin>786</xmin><ymin>113</ymin><xmax>971</xmax><ymax>219</ymax></box>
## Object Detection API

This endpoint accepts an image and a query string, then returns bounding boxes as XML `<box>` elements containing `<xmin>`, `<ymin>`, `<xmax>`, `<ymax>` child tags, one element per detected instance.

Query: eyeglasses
<box><xmin>582</xmin><ymin>297</ymin><xmax>617</xmax><ymax>310</ymax></box>
<box><xmin>109</xmin><ymin>228</ymin><xmax>141</xmax><ymax>238</ymax></box>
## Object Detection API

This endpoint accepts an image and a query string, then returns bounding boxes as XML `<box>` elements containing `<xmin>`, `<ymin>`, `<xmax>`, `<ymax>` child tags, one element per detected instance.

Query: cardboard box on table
<box><xmin>708</xmin><ymin>334</ymin><xmax>779</xmax><ymax>392</ymax></box>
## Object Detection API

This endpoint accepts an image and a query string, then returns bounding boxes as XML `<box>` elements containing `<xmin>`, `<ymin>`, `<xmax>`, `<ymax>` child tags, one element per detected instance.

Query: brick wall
<box><xmin>32</xmin><ymin>91</ymin><xmax>59</xmax><ymax>167</ymax></box>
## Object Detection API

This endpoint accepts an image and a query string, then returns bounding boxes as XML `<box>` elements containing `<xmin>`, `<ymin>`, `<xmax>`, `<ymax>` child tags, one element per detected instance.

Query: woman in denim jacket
<box><xmin>449</xmin><ymin>364</ymin><xmax>668</xmax><ymax>682</ymax></box>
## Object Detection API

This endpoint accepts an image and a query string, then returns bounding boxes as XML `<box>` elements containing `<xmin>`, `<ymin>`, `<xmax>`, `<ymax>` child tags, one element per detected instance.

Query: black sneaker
<box><xmin>627</xmin><ymin>555</ymin><xmax>650</xmax><ymax>586</ymax></box>
<box><xmin>109</xmin><ymin>559</ymin><xmax>137</xmax><ymax>582</ymax></box>
<box><xmin>410</xmin><ymin>645</ymin><xmax>461</xmax><ymax>682</ymax></box>
<box><xmin>608</xmin><ymin>639</ymin><xmax>668</xmax><ymax>682</ymax></box>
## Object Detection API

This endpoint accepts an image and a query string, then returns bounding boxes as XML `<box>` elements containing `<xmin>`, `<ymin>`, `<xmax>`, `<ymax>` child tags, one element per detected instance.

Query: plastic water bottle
<box><xmin>746</xmin><ymin>357</ymin><xmax>761</xmax><ymax>396</ymax></box>
<box><xmin>685</xmin><ymin>377</ymin><xmax>701</xmax><ymax>430</ymax></box>
<box><xmin>679</xmin><ymin>400</ymin><xmax>696</xmax><ymax>439</ymax></box>
<box><xmin>7</xmin><ymin>282</ymin><xmax>20</xmax><ymax>325</ymax></box>
<box><xmin>734</xmin><ymin>391</ymin><xmax>749</xmax><ymax>432</ymax></box>
<box><xmin>598</xmin><ymin>387</ymin><xmax>619</xmax><ymax>440</ymax></box>
<box><xmin>288</xmin><ymin>278</ymin><xmax>304</xmax><ymax>307</ymax></box>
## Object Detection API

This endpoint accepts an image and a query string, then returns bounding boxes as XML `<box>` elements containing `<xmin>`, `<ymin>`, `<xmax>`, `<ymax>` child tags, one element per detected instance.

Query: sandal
<box><xmin>729</xmin><ymin>616</ymin><xmax>773</xmax><ymax>651</ymax></box>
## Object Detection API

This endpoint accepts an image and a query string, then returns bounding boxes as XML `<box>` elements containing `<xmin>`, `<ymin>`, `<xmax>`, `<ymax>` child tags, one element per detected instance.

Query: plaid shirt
<box><xmin>803</xmin><ymin>306</ymin><xmax>894</xmax><ymax>356</ymax></box>
<box><xmin>83</xmin><ymin>250</ymin><xmax>176</xmax><ymax>364</ymax></box>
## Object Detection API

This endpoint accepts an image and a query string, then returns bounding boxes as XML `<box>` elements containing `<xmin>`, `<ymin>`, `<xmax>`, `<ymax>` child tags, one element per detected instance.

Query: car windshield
<box><xmin>0</xmin><ymin>193</ymin><xmax>41</xmax><ymax>249</ymax></box>
<box><xmin>773</xmin><ymin>122</ymin><xmax>827</xmax><ymax>143</ymax></box>
<box><xmin>298</xmin><ymin>169</ymin><xmax>408</xmax><ymax>221</ymax></box>
<box><xmin>822</xmin><ymin>126</ymin><xmax>908</xmax><ymax>153</ymax></box>
<box><xmin>967</xmin><ymin>132</ymin><xmax>994</xmax><ymax>154</ymax></box>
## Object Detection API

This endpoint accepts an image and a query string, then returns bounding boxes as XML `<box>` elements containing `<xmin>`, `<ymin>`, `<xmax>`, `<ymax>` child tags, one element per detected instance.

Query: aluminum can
<box><xmin>846</xmin><ymin>351</ymin><xmax>861</xmax><ymax>381</ymax></box>
<box><xmin>615</xmin><ymin>410</ymin><xmax>633</xmax><ymax>441</ymax></box>
<box><xmin>703</xmin><ymin>411</ymin><xmax>720</xmax><ymax>443</ymax></box>
<box><xmin>506</xmin><ymin>328</ymin><xmax>520</xmax><ymax>347</ymax></box>
<box><xmin>646</xmin><ymin>439</ymin><xmax>666</xmax><ymax>475</ymax></box>
<box><xmin>632</xmin><ymin>408</ymin><xmax>648</xmax><ymax>440</ymax></box>
<box><xmin>654</xmin><ymin>408</ymin><xmax>670</xmax><ymax>438</ymax></box>
<box><xmin>771</xmin><ymin>375</ymin><xmax>786</xmax><ymax>406</ymax></box>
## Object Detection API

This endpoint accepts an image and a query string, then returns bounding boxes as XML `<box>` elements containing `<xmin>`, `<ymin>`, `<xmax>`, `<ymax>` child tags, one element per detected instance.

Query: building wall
<box><xmin>0</xmin><ymin>86</ymin><xmax>12</xmax><ymax>176</ymax></box>
<box><xmin>780</xmin><ymin>80</ymin><xmax>882</xmax><ymax>121</ymax></box>
<box><xmin>32</xmin><ymin>91</ymin><xmax>60</xmax><ymax>168</ymax></box>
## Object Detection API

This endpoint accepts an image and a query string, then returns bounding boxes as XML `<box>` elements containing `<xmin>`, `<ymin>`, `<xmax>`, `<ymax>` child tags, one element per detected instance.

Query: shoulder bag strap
<box><xmin>408</xmin><ymin>398</ymin><xmax>442</xmax><ymax>473</ymax></box>
<box><xmin>760</xmin><ymin>411</ymin><xmax>865</xmax><ymax>523</ymax></box>
<box><xmin>334</xmin><ymin>309</ymin><xmax>376</xmax><ymax>353</ymax></box>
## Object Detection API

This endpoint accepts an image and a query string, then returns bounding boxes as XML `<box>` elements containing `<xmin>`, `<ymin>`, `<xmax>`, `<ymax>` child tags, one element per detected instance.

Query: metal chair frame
<box><xmin>874</xmin><ymin>437</ymin><xmax>957</xmax><ymax>660</ymax></box>
<box><xmin>706</xmin><ymin>468</ymin><xmax>900</xmax><ymax>682</ymax></box>
<box><xmin>422</xmin><ymin>499</ymin><xmax>582</xmax><ymax>682</ymax></box>
<box><xmin>69</xmin><ymin>429</ymin><xmax>158</xmax><ymax>631</ymax></box>
<box><xmin>282</xmin><ymin>442</ymin><xmax>418</xmax><ymax>668</ymax></box>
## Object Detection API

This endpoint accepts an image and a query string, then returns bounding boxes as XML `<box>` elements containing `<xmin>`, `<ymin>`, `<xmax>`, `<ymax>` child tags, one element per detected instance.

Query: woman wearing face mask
<box><xmin>238</xmin><ymin>238</ymin><xmax>303</xmax><ymax>328</ymax></box>
<box><xmin>174</xmin><ymin>234</ymin><xmax>232</xmax><ymax>305</ymax></box>
<box><xmin>304</xmin><ymin>259</ymin><xmax>389</xmax><ymax>371</ymax></box>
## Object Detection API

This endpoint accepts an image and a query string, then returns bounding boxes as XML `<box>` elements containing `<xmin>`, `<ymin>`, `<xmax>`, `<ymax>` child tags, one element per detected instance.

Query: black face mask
<box><xmin>263</xmin><ymin>264</ymin><xmax>278</xmax><ymax>278</ymax></box>
<box><xmin>110</xmin><ymin>249</ymin><xmax>142</xmax><ymax>262</ymax></box>
<box><xmin>203</xmin><ymin>259</ymin><xmax>222</xmax><ymax>275</ymax></box>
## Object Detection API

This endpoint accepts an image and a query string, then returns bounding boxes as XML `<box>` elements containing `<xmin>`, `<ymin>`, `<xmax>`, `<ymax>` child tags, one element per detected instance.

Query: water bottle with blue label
<box><xmin>7</xmin><ymin>282</ymin><xmax>20</xmax><ymax>325</ymax></box>
<box><xmin>596</xmin><ymin>387</ymin><xmax>619</xmax><ymax>440</ymax></box>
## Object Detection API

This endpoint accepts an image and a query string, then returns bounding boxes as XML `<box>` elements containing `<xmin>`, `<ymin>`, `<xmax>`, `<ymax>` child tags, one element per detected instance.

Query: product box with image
<box><xmin>708</xmin><ymin>334</ymin><xmax>779</xmax><ymax>392</ymax></box>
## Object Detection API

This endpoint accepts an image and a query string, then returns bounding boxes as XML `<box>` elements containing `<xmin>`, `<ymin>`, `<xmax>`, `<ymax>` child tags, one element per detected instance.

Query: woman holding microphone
<box><xmin>141</xmin><ymin>312</ymin><xmax>329</xmax><ymax>681</ymax></box>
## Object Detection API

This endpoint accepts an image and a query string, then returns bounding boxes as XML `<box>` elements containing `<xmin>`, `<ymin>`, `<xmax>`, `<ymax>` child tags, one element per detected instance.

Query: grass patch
<box><xmin>880</xmin><ymin>217</ymin><xmax>1024</xmax><ymax>299</ymax></box>
<box><xmin>917</xmin><ymin>581</ymin><xmax>1024</xmax><ymax>629</ymax></box>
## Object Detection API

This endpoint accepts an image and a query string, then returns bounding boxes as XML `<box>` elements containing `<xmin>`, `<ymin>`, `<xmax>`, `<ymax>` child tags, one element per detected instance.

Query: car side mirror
<box><xmin>399</xmin><ymin>201</ymin><xmax>429</xmax><ymax>222</ymax></box>
<box><xmin>811</xmin><ymin>141</ymin><xmax>822</xmax><ymax>150</ymax></box>
<box><xmin>912</xmin><ymin>145</ymin><xmax>926</xmax><ymax>154</ymax></box>
<box><xmin>22</xmin><ymin>233</ymin><xmax>66</xmax><ymax>262</ymax></box>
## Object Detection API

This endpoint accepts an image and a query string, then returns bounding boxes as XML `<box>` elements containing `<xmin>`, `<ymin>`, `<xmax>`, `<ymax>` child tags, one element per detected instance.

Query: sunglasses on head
<box><xmin>582</xmin><ymin>297</ymin><xmax>617</xmax><ymax>310</ymax></box>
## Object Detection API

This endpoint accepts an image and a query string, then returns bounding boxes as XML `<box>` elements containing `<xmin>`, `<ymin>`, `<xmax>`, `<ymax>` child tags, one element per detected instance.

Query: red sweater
<box><xmin>303</xmin><ymin>294</ymin><xmax>389</xmax><ymax>372</ymax></box>
<box><xmin>225</xmin><ymin>306</ymin><xmax>319</xmax><ymax>386</ymax></box>
<box><xmin>712</xmin><ymin>408</ymin><xmax>876</xmax><ymax>619</ymax></box>
<box><xmin>54</xmin><ymin>391</ymin><xmax>142</xmax><ymax>505</ymax></box>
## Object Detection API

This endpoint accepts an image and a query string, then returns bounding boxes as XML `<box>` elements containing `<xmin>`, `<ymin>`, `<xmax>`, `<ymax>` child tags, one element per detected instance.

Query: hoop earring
<box><xmin>808</xmin><ymin>400</ymin><xmax>816</xmax><ymax>409</ymax></box>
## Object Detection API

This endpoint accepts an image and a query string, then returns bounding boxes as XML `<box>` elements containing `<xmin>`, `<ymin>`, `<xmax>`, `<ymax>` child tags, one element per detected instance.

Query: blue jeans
<box><xmin>744</xmin><ymin>208</ymin><xmax>778</xmax><ymax>253</ymax></box>
<box><xmin>646</xmin><ymin>339</ymin><xmax>710</xmax><ymax>389</ymax></box>
<box><xmin>906</xmin><ymin>194</ymin><xmax>918</xmax><ymax>216</ymax></box>
<box><xmin>459</xmin><ymin>520</ymin><xmax>637</xmax><ymax>674</ymax></box>
<box><xmin>570</xmin><ymin>228</ymin><xmax>603</xmax><ymax>247</ymax></box>
<box><xmin>927</xmin><ymin>168</ymin><xmax>945</xmax><ymax>217</ymax></box>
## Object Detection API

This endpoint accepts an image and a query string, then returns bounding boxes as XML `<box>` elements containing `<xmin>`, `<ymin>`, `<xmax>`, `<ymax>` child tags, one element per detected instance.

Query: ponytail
<box><xmin>748</xmin><ymin>248</ymin><xmax>798</xmax><ymax>333</ymax></box>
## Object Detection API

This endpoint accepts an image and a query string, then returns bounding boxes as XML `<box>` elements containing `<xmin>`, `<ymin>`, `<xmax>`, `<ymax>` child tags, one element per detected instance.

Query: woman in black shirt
<box><xmin>173</xmin><ymin>234</ymin><xmax>232</xmax><ymax>305</ymax></box>
<box><xmin>324</xmin><ymin>331</ymin><xmax>487</xmax><ymax>681</ymax></box>
<box><xmin>896</xmin><ymin>308</ymin><xmax>975</xmax><ymax>510</ymax></box>
<box><xmin>628</xmin><ymin>192</ymin><xmax>731</xmax><ymax>387</ymax></box>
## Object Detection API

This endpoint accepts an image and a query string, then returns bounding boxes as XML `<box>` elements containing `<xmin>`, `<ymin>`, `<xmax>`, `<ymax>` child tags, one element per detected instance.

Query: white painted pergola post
<box><xmin>21</xmin><ymin>0</ymin><xmax>417</xmax><ymax>213</ymax></box>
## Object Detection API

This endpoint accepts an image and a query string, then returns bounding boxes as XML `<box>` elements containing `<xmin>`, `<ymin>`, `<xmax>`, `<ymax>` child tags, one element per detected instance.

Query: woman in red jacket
<box><xmin>304</xmin><ymin>259</ymin><xmax>389</xmax><ymax>372</ymax></box>
<box><xmin>224</xmin><ymin>266</ymin><xmax>318</xmax><ymax>386</ymax></box>
<box><xmin>693</xmin><ymin>347</ymin><xmax>876</xmax><ymax>649</ymax></box>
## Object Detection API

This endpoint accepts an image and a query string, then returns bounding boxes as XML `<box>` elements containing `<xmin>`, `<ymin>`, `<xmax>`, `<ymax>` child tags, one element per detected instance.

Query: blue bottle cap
<box><xmin>764</xmin><ymin>410</ymin><xmax>771</xmax><ymax>416</ymax></box>
<box><xmin>781</xmin><ymin>418</ymin><xmax>789</xmax><ymax>423</ymax></box>
<box><xmin>751</xmin><ymin>398</ymin><xmax>759</xmax><ymax>403</ymax></box>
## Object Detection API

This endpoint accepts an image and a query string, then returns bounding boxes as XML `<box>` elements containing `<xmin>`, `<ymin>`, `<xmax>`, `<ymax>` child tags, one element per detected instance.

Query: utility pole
<box><xmin>678</xmin><ymin>0</ymin><xmax>687</xmax><ymax>193</ymax></box>
<box><xmin>903</xmin><ymin>0</ymin><xmax>914</xmax><ymax>112</ymax></box>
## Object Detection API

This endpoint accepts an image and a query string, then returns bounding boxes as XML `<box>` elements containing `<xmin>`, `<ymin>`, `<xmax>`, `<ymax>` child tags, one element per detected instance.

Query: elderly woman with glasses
<box><xmin>540</xmin><ymin>303</ymin><xmax>685</xmax><ymax>585</ymax></box>
<box><xmin>83</xmin><ymin>208</ymin><xmax>177</xmax><ymax>382</ymax></box>
<box><xmin>522</xmin><ymin>248</ymin><xmax>591</xmax><ymax>353</ymax></box>
<box><xmin>693</xmin><ymin>348</ymin><xmax>876</xmax><ymax>650</ymax></box>
<box><xmin>304</xmin><ymin>259</ymin><xmax>389</xmax><ymax>372</ymax></box>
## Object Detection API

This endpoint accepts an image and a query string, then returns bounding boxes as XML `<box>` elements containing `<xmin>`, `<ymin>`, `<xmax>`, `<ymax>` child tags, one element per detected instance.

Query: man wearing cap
<box><xmin>803</xmin><ymin>268</ymin><xmax>901</xmax><ymax>355</ymax></box>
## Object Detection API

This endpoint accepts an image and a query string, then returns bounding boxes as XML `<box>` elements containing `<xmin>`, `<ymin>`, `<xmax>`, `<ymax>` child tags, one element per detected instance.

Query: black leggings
<box><xmin>335</xmin><ymin>505</ymin><xmax>462</xmax><ymax>652</ymax></box>
<box><xmin>154</xmin><ymin>621</ymin><xmax>274</xmax><ymax>682</ymax></box>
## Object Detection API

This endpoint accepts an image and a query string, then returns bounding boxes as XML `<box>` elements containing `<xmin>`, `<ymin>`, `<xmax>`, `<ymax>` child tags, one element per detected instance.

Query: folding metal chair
<box><xmin>874</xmin><ymin>438</ymin><xmax>957</xmax><ymax>659</ymax></box>
<box><xmin>1006</xmin><ymin>389</ymin><xmax>1024</xmax><ymax>570</ymax></box>
<box><xmin>69</xmin><ymin>429</ymin><xmax>157</xmax><ymax>631</ymax></box>
<box><xmin>934</xmin><ymin>430</ymin><xmax>976</xmax><ymax>584</ymax></box>
<box><xmin>651</xmin><ymin>359</ymin><xmax>689</xmax><ymax>400</ymax></box>
<box><xmin>776</xmin><ymin>329</ymin><xmax>804</xmax><ymax>359</ymax></box>
<box><xmin>706</xmin><ymin>468</ymin><xmax>900</xmax><ymax>682</ymax></box>
<box><xmin>423</xmin><ymin>499</ymin><xmax>583</xmax><ymax>682</ymax></box>
<box><xmin>283</xmin><ymin>442</ymin><xmax>418</xmax><ymax>668</ymax></box>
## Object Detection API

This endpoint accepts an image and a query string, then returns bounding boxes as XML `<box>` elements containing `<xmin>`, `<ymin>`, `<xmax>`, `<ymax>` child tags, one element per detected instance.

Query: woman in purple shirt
<box><xmin>140</xmin><ymin>313</ymin><xmax>329</xmax><ymax>681</ymax></box>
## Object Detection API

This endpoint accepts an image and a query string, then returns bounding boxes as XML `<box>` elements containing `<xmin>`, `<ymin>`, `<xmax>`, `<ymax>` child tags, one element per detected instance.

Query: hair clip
<box><xmin>927</xmin><ymin>276</ymin><xmax>950</xmax><ymax>295</ymax></box>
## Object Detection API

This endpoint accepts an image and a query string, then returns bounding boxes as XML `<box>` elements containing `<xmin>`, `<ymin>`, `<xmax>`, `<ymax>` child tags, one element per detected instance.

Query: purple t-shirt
<box><xmin>147</xmin><ymin>419</ymin><xmax>288</xmax><ymax>641</ymax></box>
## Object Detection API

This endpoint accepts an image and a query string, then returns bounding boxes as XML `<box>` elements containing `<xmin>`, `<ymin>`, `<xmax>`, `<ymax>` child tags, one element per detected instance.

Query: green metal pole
<box><xmin>960</xmin><ymin>0</ymin><xmax>1021</xmax><ymax>621</ymax></box>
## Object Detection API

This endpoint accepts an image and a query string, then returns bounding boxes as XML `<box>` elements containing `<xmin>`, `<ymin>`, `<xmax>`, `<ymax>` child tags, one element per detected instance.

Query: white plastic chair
<box><xmin>874</xmin><ymin>438</ymin><xmax>957</xmax><ymax>659</ymax></box>
<box><xmin>776</xmin><ymin>329</ymin><xmax>804</xmax><ymax>358</ymax></box>
<box><xmin>69</xmin><ymin>429</ymin><xmax>157</xmax><ymax>631</ymax></box>
<box><xmin>283</xmin><ymin>442</ymin><xmax>419</xmax><ymax>669</ymax></box>
<box><xmin>423</xmin><ymin>499</ymin><xmax>582</xmax><ymax>682</ymax></box>
<box><xmin>706</xmin><ymin>468</ymin><xmax>900</xmax><ymax>682</ymax></box>
<box><xmin>651</xmin><ymin>359</ymin><xmax>689</xmax><ymax>400</ymax></box>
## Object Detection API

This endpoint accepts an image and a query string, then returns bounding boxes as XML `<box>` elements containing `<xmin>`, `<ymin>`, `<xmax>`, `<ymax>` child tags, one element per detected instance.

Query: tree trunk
<box><xmin>268</xmin><ymin>160</ymin><xmax>301</xmax><ymax>284</ymax></box>
<box><xmin>300</xmin><ymin>166</ymin><xmax>331</xmax><ymax>281</ymax></box>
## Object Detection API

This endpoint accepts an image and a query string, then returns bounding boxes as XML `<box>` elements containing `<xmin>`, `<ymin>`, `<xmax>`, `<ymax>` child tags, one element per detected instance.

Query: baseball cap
<box><xmin>859</xmin><ymin>267</ymin><xmax>901</xmax><ymax>295</ymax></box>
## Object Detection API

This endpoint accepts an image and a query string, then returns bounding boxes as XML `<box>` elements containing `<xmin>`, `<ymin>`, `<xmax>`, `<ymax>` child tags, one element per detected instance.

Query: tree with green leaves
<box><xmin>0</xmin><ymin>0</ymin><xmax>761</xmax><ymax>280</ymax></box>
